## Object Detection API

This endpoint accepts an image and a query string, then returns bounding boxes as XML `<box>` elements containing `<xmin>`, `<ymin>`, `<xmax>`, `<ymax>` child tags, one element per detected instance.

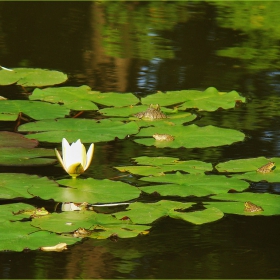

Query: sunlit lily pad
<box><xmin>18</xmin><ymin>118</ymin><xmax>139</xmax><ymax>143</ymax></box>
<box><xmin>115</xmin><ymin>158</ymin><xmax>212</xmax><ymax>176</ymax></box>
<box><xmin>28</xmin><ymin>178</ymin><xmax>141</xmax><ymax>203</ymax></box>
<box><xmin>140</xmin><ymin>172</ymin><xmax>249</xmax><ymax>197</ymax></box>
<box><xmin>0</xmin><ymin>131</ymin><xmax>38</xmax><ymax>148</ymax></box>
<box><xmin>0</xmin><ymin>68</ymin><xmax>67</xmax><ymax>87</ymax></box>
<box><xmin>134</xmin><ymin>124</ymin><xmax>245</xmax><ymax>148</ymax></box>
<box><xmin>0</xmin><ymin>203</ymin><xmax>37</xmax><ymax>222</ymax></box>
<box><xmin>114</xmin><ymin>200</ymin><xmax>223</xmax><ymax>225</ymax></box>
<box><xmin>140</xmin><ymin>87</ymin><xmax>245</xmax><ymax>111</ymax></box>
<box><xmin>31</xmin><ymin>211</ymin><xmax>150</xmax><ymax>239</ymax></box>
<box><xmin>0</xmin><ymin>221</ymin><xmax>77</xmax><ymax>252</ymax></box>
<box><xmin>205</xmin><ymin>193</ymin><xmax>280</xmax><ymax>216</ymax></box>
<box><xmin>215</xmin><ymin>156</ymin><xmax>279</xmax><ymax>173</ymax></box>
<box><xmin>30</xmin><ymin>86</ymin><xmax>99</xmax><ymax>111</ymax></box>
<box><xmin>114</xmin><ymin>200</ymin><xmax>194</xmax><ymax>224</ymax></box>
<box><xmin>87</xmin><ymin>91</ymin><xmax>140</xmax><ymax>107</ymax></box>
<box><xmin>0</xmin><ymin>173</ymin><xmax>58</xmax><ymax>199</ymax></box>
<box><xmin>216</xmin><ymin>157</ymin><xmax>280</xmax><ymax>182</ymax></box>
<box><xmin>0</xmin><ymin>147</ymin><xmax>56</xmax><ymax>166</ymax></box>
<box><xmin>0</xmin><ymin>100</ymin><xmax>70</xmax><ymax>120</ymax></box>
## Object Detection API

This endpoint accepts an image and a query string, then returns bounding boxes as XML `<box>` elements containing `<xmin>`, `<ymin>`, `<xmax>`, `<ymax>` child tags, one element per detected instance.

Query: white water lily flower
<box><xmin>55</xmin><ymin>138</ymin><xmax>94</xmax><ymax>178</ymax></box>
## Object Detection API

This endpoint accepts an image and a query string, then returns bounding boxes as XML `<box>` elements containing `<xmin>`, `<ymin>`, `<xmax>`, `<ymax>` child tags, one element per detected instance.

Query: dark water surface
<box><xmin>1</xmin><ymin>1</ymin><xmax>280</xmax><ymax>278</ymax></box>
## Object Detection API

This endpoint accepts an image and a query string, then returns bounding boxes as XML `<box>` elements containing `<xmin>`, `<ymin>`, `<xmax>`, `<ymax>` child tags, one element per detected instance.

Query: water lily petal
<box><xmin>67</xmin><ymin>162</ymin><xmax>85</xmax><ymax>178</ymax></box>
<box><xmin>54</xmin><ymin>148</ymin><xmax>67</xmax><ymax>171</ymax></box>
<box><xmin>85</xmin><ymin>143</ymin><xmax>94</xmax><ymax>170</ymax></box>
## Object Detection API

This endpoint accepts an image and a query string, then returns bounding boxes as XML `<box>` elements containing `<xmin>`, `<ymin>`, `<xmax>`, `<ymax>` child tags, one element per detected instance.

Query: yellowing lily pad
<box><xmin>0</xmin><ymin>131</ymin><xmax>38</xmax><ymax>148</ymax></box>
<box><xmin>134</xmin><ymin>124</ymin><xmax>245</xmax><ymax>148</ymax></box>
<box><xmin>18</xmin><ymin>118</ymin><xmax>139</xmax><ymax>143</ymax></box>
<box><xmin>0</xmin><ymin>68</ymin><xmax>67</xmax><ymax>87</ymax></box>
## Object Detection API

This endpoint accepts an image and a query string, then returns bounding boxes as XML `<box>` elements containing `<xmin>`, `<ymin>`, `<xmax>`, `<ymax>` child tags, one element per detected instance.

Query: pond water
<box><xmin>1</xmin><ymin>1</ymin><xmax>280</xmax><ymax>278</ymax></box>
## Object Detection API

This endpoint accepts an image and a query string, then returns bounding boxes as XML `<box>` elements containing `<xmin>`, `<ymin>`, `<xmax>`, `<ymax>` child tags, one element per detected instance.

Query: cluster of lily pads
<box><xmin>0</xmin><ymin>67</ymin><xmax>278</xmax><ymax>252</ymax></box>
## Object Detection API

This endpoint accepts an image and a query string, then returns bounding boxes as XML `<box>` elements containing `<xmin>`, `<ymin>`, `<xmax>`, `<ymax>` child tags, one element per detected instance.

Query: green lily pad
<box><xmin>205</xmin><ymin>193</ymin><xmax>280</xmax><ymax>216</ymax></box>
<box><xmin>115</xmin><ymin>158</ymin><xmax>212</xmax><ymax>176</ymax></box>
<box><xmin>134</xmin><ymin>124</ymin><xmax>245</xmax><ymax>148</ymax></box>
<box><xmin>0</xmin><ymin>68</ymin><xmax>67</xmax><ymax>87</ymax></box>
<box><xmin>140</xmin><ymin>172</ymin><xmax>249</xmax><ymax>197</ymax></box>
<box><xmin>0</xmin><ymin>113</ymin><xmax>18</xmax><ymax>121</ymax></box>
<box><xmin>18</xmin><ymin>118</ymin><xmax>139</xmax><ymax>143</ymax></box>
<box><xmin>0</xmin><ymin>131</ymin><xmax>38</xmax><ymax>148</ymax></box>
<box><xmin>0</xmin><ymin>173</ymin><xmax>58</xmax><ymax>199</ymax></box>
<box><xmin>0</xmin><ymin>203</ymin><xmax>37</xmax><ymax>222</ymax></box>
<box><xmin>140</xmin><ymin>87</ymin><xmax>245</xmax><ymax>111</ymax></box>
<box><xmin>28</xmin><ymin>178</ymin><xmax>141</xmax><ymax>203</ymax></box>
<box><xmin>169</xmin><ymin>207</ymin><xmax>224</xmax><ymax>225</ymax></box>
<box><xmin>0</xmin><ymin>147</ymin><xmax>56</xmax><ymax>166</ymax></box>
<box><xmin>30</xmin><ymin>86</ymin><xmax>99</xmax><ymax>111</ymax></box>
<box><xmin>87</xmin><ymin>91</ymin><xmax>140</xmax><ymax>107</ymax></box>
<box><xmin>0</xmin><ymin>221</ymin><xmax>77</xmax><ymax>252</ymax></box>
<box><xmin>0</xmin><ymin>100</ymin><xmax>70</xmax><ymax>120</ymax></box>
<box><xmin>215</xmin><ymin>156</ymin><xmax>278</xmax><ymax>173</ymax></box>
<box><xmin>114</xmin><ymin>200</ymin><xmax>194</xmax><ymax>224</ymax></box>
<box><xmin>31</xmin><ymin>211</ymin><xmax>150</xmax><ymax>239</ymax></box>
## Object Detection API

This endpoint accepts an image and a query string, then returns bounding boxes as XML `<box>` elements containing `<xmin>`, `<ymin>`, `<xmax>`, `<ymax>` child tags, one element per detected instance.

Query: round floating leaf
<box><xmin>140</xmin><ymin>87</ymin><xmax>245</xmax><ymax>111</ymax></box>
<box><xmin>178</xmin><ymin>87</ymin><xmax>246</xmax><ymax>111</ymax></box>
<box><xmin>88</xmin><ymin>91</ymin><xmax>140</xmax><ymax>107</ymax></box>
<box><xmin>115</xmin><ymin>159</ymin><xmax>212</xmax><ymax>176</ymax></box>
<box><xmin>0</xmin><ymin>147</ymin><xmax>56</xmax><ymax>166</ymax></box>
<box><xmin>0</xmin><ymin>173</ymin><xmax>58</xmax><ymax>199</ymax></box>
<box><xmin>0</xmin><ymin>131</ymin><xmax>38</xmax><ymax>148</ymax></box>
<box><xmin>215</xmin><ymin>157</ymin><xmax>278</xmax><ymax>173</ymax></box>
<box><xmin>31</xmin><ymin>211</ymin><xmax>150</xmax><ymax>239</ymax></box>
<box><xmin>0</xmin><ymin>113</ymin><xmax>18</xmax><ymax>121</ymax></box>
<box><xmin>205</xmin><ymin>193</ymin><xmax>280</xmax><ymax>216</ymax></box>
<box><xmin>0</xmin><ymin>100</ymin><xmax>70</xmax><ymax>120</ymax></box>
<box><xmin>140</xmin><ymin>172</ymin><xmax>249</xmax><ymax>197</ymax></box>
<box><xmin>114</xmin><ymin>200</ymin><xmax>195</xmax><ymax>224</ymax></box>
<box><xmin>133</xmin><ymin>156</ymin><xmax>180</xmax><ymax>165</ymax></box>
<box><xmin>0</xmin><ymin>203</ymin><xmax>36</xmax><ymax>222</ymax></box>
<box><xmin>169</xmin><ymin>207</ymin><xmax>224</xmax><ymax>225</ymax></box>
<box><xmin>18</xmin><ymin>118</ymin><xmax>139</xmax><ymax>143</ymax></box>
<box><xmin>28</xmin><ymin>178</ymin><xmax>141</xmax><ymax>203</ymax></box>
<box><xmin>0</xmin><ymin>221</ymin><xmax>77</xmax><ymax>252</ymax></box>
<box><xmin>0</xmin><ymin>68</ymin><xmax>67</xmax><ymax>87</ymax></box>
<box><xmin>134</xmin><ymin>124</ymin><xmax>245</xmax><ymax>148</ymax></box>
<box><xmin>30</xmin><ymin>86</ymin><xmax>99</xmax><ymax>111</ymax></box>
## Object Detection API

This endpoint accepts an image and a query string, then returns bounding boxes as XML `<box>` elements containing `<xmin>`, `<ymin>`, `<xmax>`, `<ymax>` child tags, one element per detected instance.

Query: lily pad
<box><xmin>215</xmin><ymin>156</ymin><xmax>278</xmax><ymax>173</ymax></box>
<box><xmin>30</xmin><ymin>86</ymin><xmax>99</xmax><ymax>111</ymax></box>
<box><xmin>0</xmin><ymin>147</ymin><xmax>56</xmax><ymax>166</ymax></box>
<box><xmin>115</xmin><ymin>158</ymin><xmax>212</xmax><ymax>176</ymax></box>
<box><xmin>0</xmin><ymin>173</ymin><xmax>58</xmax><ymax>199</ymax></box>
<box><xmin>0</xmin><ymin>203</ymin><xmax>37</xmax><ymax>222</ymax></box>
<box><xmin>0</xmin><ymin>100</ymin><xmax>70</xmax><ymax>120</ymax></box>
<box><xmin>87</xmin><ymin>91</ymin><xmax>140</xmax><ymax>107</ymax></box>
<box><xmin>0</xmin><ymin>221</ymin><xmax>77</xmax><ymax>252</ymax></box>
<box><xmin>134</xmin><ymin>124</ymin><xmax>245</xmax><ymax>148</ymax></box>
<box><xmin>28</xmin><ymin>178</ymin><xmax>141</xmax><ymax>203</ymax></box>
<box><xmin>114</xmin><ymin>200</ymin><xmax>195</xmax><ymax>224</ymax></box>
<box><xmin>31</xmin><ymin>211</ymin><xmax>150</xmax><ymax>239</ymax></box>
<box><xmin>18</xmin><ymin>118</ymin><xmax>139</xmax><ymax>143</ymax></box>
<box><xmin>140</xmin><ymin>172</ymin><xmax>249</xmax><ymax>197</ymax></box>
<box><xmin>0</xmin><ymin>131</ymin><xmax>38</xmax><ymax>148</ymax></box>
<box><xmin>205</xmin><ymin>193</ymin><xmax>280</xmax><ymax>216</ymax></box>
<box><xmin>0</xmin><ymin>68</ymin><xmax>67</xmax><ymax>87</ymax></box>
<box><xmin>140</xmin><ymin>87</ymin><xmax>245</xmax><ymax>111</ymax></box>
